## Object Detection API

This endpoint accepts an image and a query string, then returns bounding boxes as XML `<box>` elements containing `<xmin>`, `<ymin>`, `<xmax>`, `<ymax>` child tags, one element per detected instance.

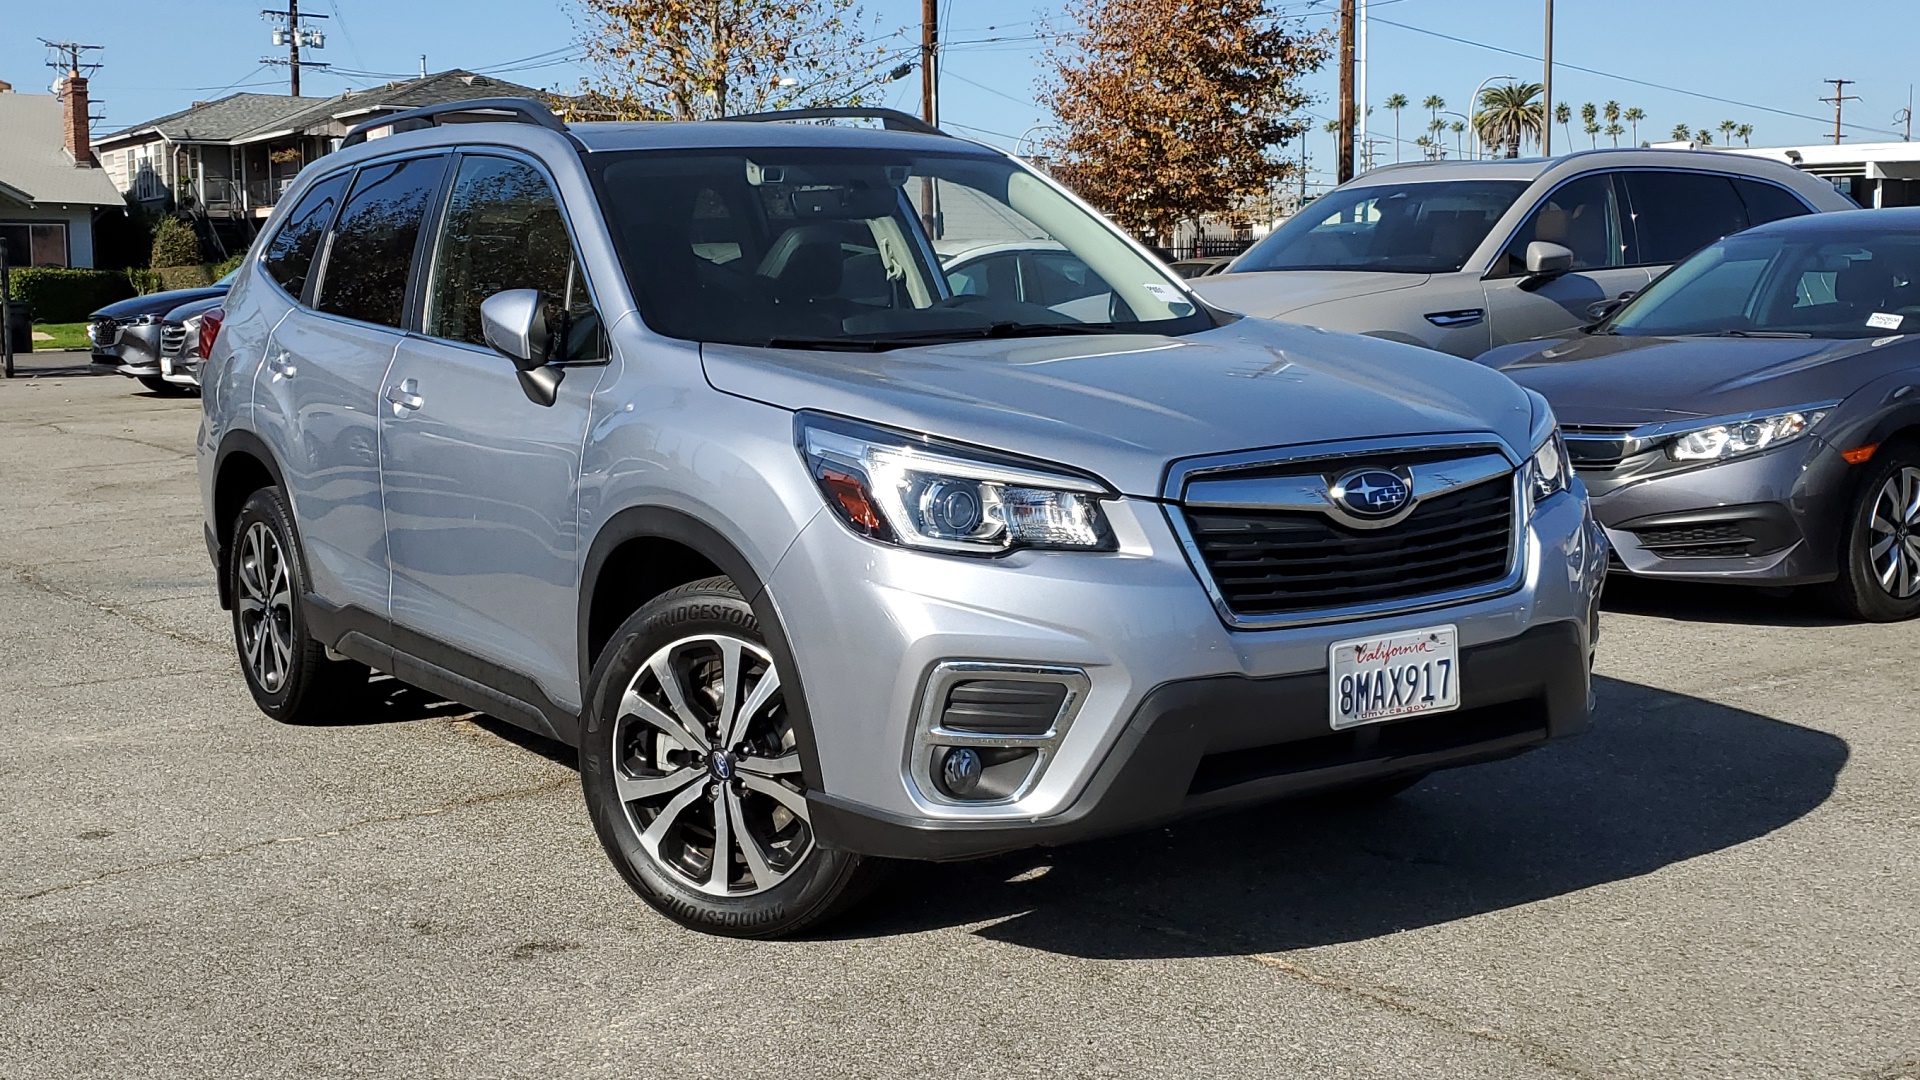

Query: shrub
<box><xmin>154</xmin><ymin>265</ymin><xmax>215</xmax><ymax>291</ymax></box>
<box><xmin>149</xmin><ymin>217</ymin><xmax>202</xmax><ymax>268</ymax></box>
<box><xmin>125</xmin><ymin>268</ymin><xmax>164</xmax><ymax>295</ymax></box>
<box><xmin>210</xmin><ymin>253</ymin><xmax>245</xmax><ymax>279</ymax></box>
<box><xmin>2</xmin><ymin>267</ymin><xmax>136</xmax><ymax>322</ymax></box>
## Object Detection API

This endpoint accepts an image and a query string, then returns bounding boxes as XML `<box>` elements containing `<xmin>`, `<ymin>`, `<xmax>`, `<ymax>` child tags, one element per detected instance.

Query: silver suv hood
<box><xmin>702</xmin><ymin>319</ymin><xmax>1534</xmax><ymax>497</ymax></box>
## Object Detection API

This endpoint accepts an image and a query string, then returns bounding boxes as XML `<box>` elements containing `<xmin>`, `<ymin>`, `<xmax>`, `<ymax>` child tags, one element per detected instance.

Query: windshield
<box><xmin>1231</xmin><ymin>179</ymin><xmax>1528</xmax><ymax>274</ymax></box>
<box><xmin>1608</xmin><ymin>230</ymin><xmax>1920</xmax><ymax>339</ymax></box>
<box><xmin>588</xmin><ymin>148</ymin><xmax>1209</xmax><ymax>348</ymax></box>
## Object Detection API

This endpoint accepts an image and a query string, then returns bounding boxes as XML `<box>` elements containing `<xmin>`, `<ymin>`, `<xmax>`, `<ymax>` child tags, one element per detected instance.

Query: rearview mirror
<box><xmin>1524</xmin><ymin>241</ymin><xmax>1576</xmax><ymax>278</ymax></box>
<box><xmin>479</xmin><ymin>289</ymin><xmax>564</xmax><ymax>407</ymax></box>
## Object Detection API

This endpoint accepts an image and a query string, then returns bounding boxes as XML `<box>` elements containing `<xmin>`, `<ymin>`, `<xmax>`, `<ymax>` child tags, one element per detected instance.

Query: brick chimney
<box><xmin>60</xmin><ymin>72</ymin><xmax>94</xmax><ymax>167</ymax></box>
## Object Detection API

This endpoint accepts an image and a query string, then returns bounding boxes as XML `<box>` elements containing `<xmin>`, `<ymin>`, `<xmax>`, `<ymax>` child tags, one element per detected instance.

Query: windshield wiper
<box><xmin>1704</xmin><ymin>330</ymin><xmax>1813</xmax><ymax>339</ymax></box>
<box><xmin>766</xmin><ymin>322</ymin><xmax>1124</xmax><ymax>352</ymax></box>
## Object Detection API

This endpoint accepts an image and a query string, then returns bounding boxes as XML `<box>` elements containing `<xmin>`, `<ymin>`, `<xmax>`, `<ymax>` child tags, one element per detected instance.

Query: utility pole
<box><xmin>1355</xmin><ymin>0</ymin><xmax>1367</xmax><ymax>173</ymax></box>
<box><xmin>261</xmin><ymin>1</ymin><xmax>328</xmax><ymax>96</ymax></box>
<box><xmin>920</xmin><ymin>0</ymin><xmax>939</xmax><ymax>128</ymax></box>
<box><xmin>1337</xmin><ymin>0</ymin><xmax>1355</xmax><ymax>184</ymax></box>
<box><xmin>1541</xmin><ymin>0</ymin><xmax>1554</xmax><ymax>157</ymax></box>
<box><xmin>1822</xmin><ymin>78</ymin><xmax>1858</xmax><ymax>145</ymax></box>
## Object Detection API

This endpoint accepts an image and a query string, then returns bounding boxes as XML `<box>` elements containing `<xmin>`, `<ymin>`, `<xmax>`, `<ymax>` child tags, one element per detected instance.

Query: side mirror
<box><xmin>1585</xmin><ymin>291</ymin><xmax>1635</xmax><ymax>322</ymax></box>
<box><xmin>479</xmin><ymin>289</ymin><xmax>564</xmax><ymax>407</ymax></box>
<box><xmin>1524</xmin><ymin>241</ymin><xmax>1576</xmax><ymax>278</ymax></box>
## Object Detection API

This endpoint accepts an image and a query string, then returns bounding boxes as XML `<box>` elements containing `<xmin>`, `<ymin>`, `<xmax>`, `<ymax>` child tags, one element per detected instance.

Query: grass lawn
<box><xmin>30</xmin><ymin>322</ymin><xmax>91</xmax><ymax>351</ymax></box>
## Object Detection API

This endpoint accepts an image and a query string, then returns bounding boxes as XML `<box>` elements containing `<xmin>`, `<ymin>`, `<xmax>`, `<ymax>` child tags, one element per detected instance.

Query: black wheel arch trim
<box><xmin>577</xmin><ymin>505</ymin><xmax>827</xmax><ymax>791</ymax></box>
<box><xmin>211</xmin><ymin>429</ymin><xmax>292</xmax><ymax>610</ymax></box>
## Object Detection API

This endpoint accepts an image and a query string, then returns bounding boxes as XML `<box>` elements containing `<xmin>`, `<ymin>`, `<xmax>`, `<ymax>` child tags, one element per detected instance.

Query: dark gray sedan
<box><xmin>1477</xmin><ymin>208</ymin><xmax>1920</xmax><ymax>621</ymax></box>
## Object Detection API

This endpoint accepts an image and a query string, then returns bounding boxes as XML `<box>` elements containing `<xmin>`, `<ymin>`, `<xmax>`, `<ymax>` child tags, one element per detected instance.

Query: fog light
<box><xmin>938</xmin><ymin>747</ymin><xmax>983</xmax><ymax>797</ymax></box>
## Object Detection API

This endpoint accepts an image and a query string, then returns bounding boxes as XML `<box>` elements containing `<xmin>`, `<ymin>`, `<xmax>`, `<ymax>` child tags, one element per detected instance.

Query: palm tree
<box><xmin>1695</xmin><ymin>127</ymin><xmax>1714</xmax><ymax>146</ymax></box>
<box><xmin>1414</xmin><ymin>134</ymin><xmax>1434</xmax><ymax>160</ymax></box>
<box><xmin>1604</xmin><ymin>100</ymin><xmax>1621</xmax><ymax>133</ymax></box>
<box><xmin>1604</xmin><ymin>122</ymin><xmax>1625</xmax><ymax>146</ymax></box>
<box><xmin>1554</xmin><ymin>102</ymin><xmax>1572</xmax><ymax>151</ymax></box>
<box><xmin>1718</xmin><ymin>119</ymin><xmax>1737</xmax><ymax>146</ymax></box>
<box><xmin>1671</xmin><ymin>122</ymin><xmax>1693</xmax><ymax>142</ymax></box>
<box><xmin>1384</xmin><ymin>93</ymin><xmax>1409</xmax><ymax>162</ymax></box>
<box><xmin>1624</xmin><ymin>106</ymin><xmax>1645</xmax><ymax>144</ymax></box>
<box><xmin>1736</xmin><ymin>122</ymin><xmax>1754</xmax><ymax>146</ymax></box>
<box><xmin>1475</xmin><ymin>82</ymin><xmax>1545</xmax><ymax>158</ymax></box>
<box><xmin>1579</xmin><ymin>102</ymin><xmax>1598</xmax><ymax>148</ymax></box>
<box><xmin>1423</xmin><ymin>94</ymin><xmax>1445</xmax><ymax>131</ymax></box>
<box><xmin>1450</xmin><ymin>119</ymin><xmax>1466</xmax><ymax>158</ymax></box>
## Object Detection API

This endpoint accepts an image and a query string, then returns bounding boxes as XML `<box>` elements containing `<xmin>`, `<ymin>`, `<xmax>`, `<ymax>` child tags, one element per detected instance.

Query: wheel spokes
<box><xmin>728</xmin><ymin>788</ymin><xmax>785</xmax><ymax>890</ymax></box>
<box><xmin>615</xmin><ymin>766</ymin><xmax>701</xmax><ymax>802</ymax></box>
<box><xmin>726</xmin><ymin>664</ymin><xmax>780</xmax><ymax>749</ymax></box>
<box><xmin>619</xmin><ymin>688</ymin><xmax>708</xmax><ymax>754</ymax></box>
<box><xmin>706</xmin><ymin>788</ymin><xmax>734</xmax><ymax>893</ymax></box>
<box><xmin>739</xmin><ymin>751</ymin><xmax>803</xmax><ymax>777</ymax></box>
<box><xmin>640</xmin><ymin>780</ymin><xmax>708</xmax><ymax>849</ymax></box>
<box><xmin>740</xmin><ymin>772</ymin><xmax>809</xmax><ymax>819</ymax></box>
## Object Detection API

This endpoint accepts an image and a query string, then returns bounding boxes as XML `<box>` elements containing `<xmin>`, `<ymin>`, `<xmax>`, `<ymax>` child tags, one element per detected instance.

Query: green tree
<box><xmin>1423</xmin><ymin>93</ymin><xmax>1445</xmax><ymax>128</ymax></box>
<box><xmin>1554</xmin><ymin>101</ymin><xmax>1571</xmax><ymax>149</ymax></box>
<box><xmin>1603</xmin><ymin>100</ymin><xmax>1621</xmax><ymax>129</ymax></box>
<box><xmin>1384</xmin><ymin>92</ymin><xmax>1408</xmax><ymax>161</ymax></box>
<box><xmin>574</xmin><ymin>0</ymin><xmax>885</xmax><ymax>120</ymax></box>
<box><xmin>1450</xmin><ymin>118</ymin><xmax>1466</xmax><ymax>157</ymax></box>
<box><xmin>1624</xmin><ymin>106</ymin><xmax>1645</xmax><ymax>144</ymax></box>
<box><xmin>1695</xmin><ymin>127</ymin><xmax>1714</xmax><ymax>146</ymax></box>
<box><xmin>149</xmin><ymin>216</ymin><xmax>200</xmax><ymax>269</ymax></box>
<box><xmin>1043</xmin><ymin>0</ymin><xmax>1329</xmax><ymax>245</ymax></box>
<box><xmin>1671</xmin><ymin>122</ymin><xmax>1693</xmax><ymax>141</ymax></box>
<box><xmin>1604</xmin><ymin>121</ymin><xmax>1624</xmax><ymax>146</ymax></box>
<box><xmin>1736</xmin><ymin>122</ymin><xmax>1754</xmax><ymax>146</ymax></box>
<box><xmin>1579</xmin><ymin>102</ymin><xmax>1598</xmax><ymax>148</ymax></box>
<box><xmin>1718</xmin><ymin>119</ymin><xmax>1737</xmax><ymax>145</ymax></box>
<box><xmin>1475</xmin><ymin>82</ymin><xmax>1544</xmax><ymax>158</ymax></box>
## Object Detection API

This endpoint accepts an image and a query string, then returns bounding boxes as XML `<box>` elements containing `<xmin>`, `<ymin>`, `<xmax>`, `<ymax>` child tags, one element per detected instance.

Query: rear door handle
<box><xmin>385</xmin><ymin>378</ymin><xmax>424</xmax><ymax>415</ymax></box>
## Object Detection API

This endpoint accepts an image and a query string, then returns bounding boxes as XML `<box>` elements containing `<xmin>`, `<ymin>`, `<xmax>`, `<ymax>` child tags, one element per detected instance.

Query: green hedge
<box><xmin>3</xmin><ymin>268</ymin><xmax>136</xmax><ymax>323</ymax></box>
<box><xmin>150</xmin><ymin>216</ymin><xmax>202</xmax><ymax>268</ymax></box>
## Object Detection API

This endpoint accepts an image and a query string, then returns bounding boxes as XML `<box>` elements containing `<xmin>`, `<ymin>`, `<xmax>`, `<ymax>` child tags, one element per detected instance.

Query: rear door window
<box><xmin>314</xmin><ymin>155</ymin><xmax>448</xmax><ymax>328</ymax></box>
<box><xmin>1621</xmin><ymin>171</ymin><xmax>1750</xmax><ymax>266</ymax></box>
<box><xmin>263</xmin><ymin>172</ymin><xmax>347</xmax><ymax>301</ymax></box>
<box><xmin>1499</xmin><ymin>172</ymin><xmax>1624</xmax><ymax>275</ymax></box>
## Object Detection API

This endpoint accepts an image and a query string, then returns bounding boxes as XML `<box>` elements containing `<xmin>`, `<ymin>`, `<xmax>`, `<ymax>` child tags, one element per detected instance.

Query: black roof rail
<box><xmin>339</xmin><ymin>96</ymin><xmax>581</xmax><ymax>149</ymax></box>
<box><xmin>719</xmin><ymin>106</ymin><xmax>948</xmax><ymax>137</ymax></box>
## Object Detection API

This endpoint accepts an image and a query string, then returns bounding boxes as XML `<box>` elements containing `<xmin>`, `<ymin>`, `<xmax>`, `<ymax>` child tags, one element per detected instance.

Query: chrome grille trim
<box><xmin>1162</xmin><ymin>433</ymin><xmax>1528</xmax><ymax>631</ymax></box>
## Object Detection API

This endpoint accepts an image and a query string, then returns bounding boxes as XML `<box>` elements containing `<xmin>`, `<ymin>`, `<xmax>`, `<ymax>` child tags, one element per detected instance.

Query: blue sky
<box><xmin>7</xmin><ymin>0</ymin><xmax>1919</xmax><ymax>193</ymax></box>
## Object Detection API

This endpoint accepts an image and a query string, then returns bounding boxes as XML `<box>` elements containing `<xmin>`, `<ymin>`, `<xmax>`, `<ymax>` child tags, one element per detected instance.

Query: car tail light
<box><xmin>198</xmin><ymin>307</ymin><xmax>225</xmax><ymax>361</ymax></box>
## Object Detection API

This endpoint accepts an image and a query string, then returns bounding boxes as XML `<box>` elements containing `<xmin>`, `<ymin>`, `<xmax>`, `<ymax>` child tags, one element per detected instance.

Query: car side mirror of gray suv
<box><xmin>1520</xmin><ymin>242</ymin><xmax>1576</xmax><ymax>290</ymax></box>
<box><xmin>480</xmin><ymin>289</ymin><xmax>565</xmax><ymax>407</ymax></box>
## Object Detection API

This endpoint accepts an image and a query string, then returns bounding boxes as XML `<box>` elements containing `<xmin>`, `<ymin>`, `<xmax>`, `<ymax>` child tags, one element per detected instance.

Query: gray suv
<box><xmin>199</xmin><ymin>99</ymin><xmax>1606</xmax><ymax>937</ymax></box>
<box><xmin>1195</xmin><ymin>150</ymin><xmax>1854</xmax><ymax>357</ymax></box>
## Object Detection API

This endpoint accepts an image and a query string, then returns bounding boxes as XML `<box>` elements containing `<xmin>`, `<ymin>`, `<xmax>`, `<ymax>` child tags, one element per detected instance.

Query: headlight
<box><xmin>1528</xmin><ymin>428</ymin><xmax>1571</xmax><ymax>506</ymax></box>
<box><xmin>797</xmin><ymin>412</ymin><xmax>1114</xmax><ymax>554</ymax></box>
<box><xmin>122</xmin><ymin>313</ymin><xmax>161</xmax><ymax>326</ymax></box>
<box><xmin>1667</xmin><ymin>409</ymin><xmax>1826</xmax><ymax>462</ymax></box>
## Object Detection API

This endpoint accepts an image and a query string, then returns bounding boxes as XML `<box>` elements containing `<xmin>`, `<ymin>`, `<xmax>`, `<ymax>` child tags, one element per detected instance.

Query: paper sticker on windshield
<box><xmin>1142</xmin><ymin>282</ymin><xmax>1183</xmax><ymax>303</ymax></box>
<box><xmin>1867</xmin><ymin>312</ymin><xmax>1905</xmax><ymax>330</ymax></box>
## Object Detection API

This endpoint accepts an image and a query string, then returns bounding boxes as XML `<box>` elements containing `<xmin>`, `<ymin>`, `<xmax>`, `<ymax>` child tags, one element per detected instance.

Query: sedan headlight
<box><xmin>798</xmin><ymin>412</ymin><xmax>1114</xmax><ymax>554</ymax></box>
<box><xmin>1667</xmin><ymin>408</ymin><xmax>1827</xmax><ymax>462</ymax></box>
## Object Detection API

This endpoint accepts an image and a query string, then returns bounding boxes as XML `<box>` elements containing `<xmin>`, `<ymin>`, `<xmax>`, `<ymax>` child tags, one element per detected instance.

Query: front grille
<box><xmin>89</xmin><ymin>318</ymin><xmax>120</xmax><ymax>347</ymax></box>
<box><xmin>1562</xmin><ymin>424</ymin><xmax>1640</xmax><ymax>471</ymax></box>
<box><xmin>1633</xmin><ymin>522</ymin><xmax>1750</xmax><ymax>558</ymax></box>
<box><xmin>159</xmin><ymin>324</ymin><xmax>189</xmax><ymax>359</ymax></box>
<box><xmin>1185</xmin><ymin>476</ymin><xmax>1515</xmax><ymax>618</ymax></box>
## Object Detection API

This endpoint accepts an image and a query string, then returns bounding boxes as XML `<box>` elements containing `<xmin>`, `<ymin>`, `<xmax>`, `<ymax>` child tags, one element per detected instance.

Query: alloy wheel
<box><xmin>611</xmin><ymin>634</ymin><xmax>812</xmax><ymax>896</ymax></box>
<box><xmin>235</xmin><ymin>521</ymin><xmax>295</xmax><ymax>692</ymax></box>
<box><xmin>1868</xmin><ymin>466</ymin><xmax>1920</xmax><ymax>599</ymax></box>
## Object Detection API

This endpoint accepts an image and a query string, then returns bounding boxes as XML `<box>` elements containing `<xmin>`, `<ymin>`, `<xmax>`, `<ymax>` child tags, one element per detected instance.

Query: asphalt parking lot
<box><xmin>2</xmin><ymin>362</ymin><xmax>1917</xmax><ymax>1080</ymax></box>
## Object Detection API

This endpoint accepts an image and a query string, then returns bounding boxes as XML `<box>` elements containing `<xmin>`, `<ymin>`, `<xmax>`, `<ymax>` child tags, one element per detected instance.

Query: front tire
<box><xmin>136</xmin><ymin>374</ymin><xmax>188</xmax><ymax>396</ymax></box>
<box><xmin>1829</xmin><ymin>445</ymin><xmax>1920</xmax><ymax>622</ymax></box>
<box><xmin>580</xmin><ymin>577</ymin><xmax>881</xmax><ymax>938</ymax></box>
<box><xmin>229</xmin><ymin>487</ymin><xmax>369</xmax><ymax>721</ymax></box>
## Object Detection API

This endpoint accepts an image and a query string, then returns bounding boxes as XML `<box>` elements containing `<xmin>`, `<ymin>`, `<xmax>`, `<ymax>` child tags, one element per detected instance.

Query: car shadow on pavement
<box><xmin>1600</xmin><ymin>574</ymin><xmax>1853</xmax><ymax>628</ymax></box>
<box><xmin>839</xmin><ymin>675</ymin><xmax>1847</xmax><ymax>957</ymax></box>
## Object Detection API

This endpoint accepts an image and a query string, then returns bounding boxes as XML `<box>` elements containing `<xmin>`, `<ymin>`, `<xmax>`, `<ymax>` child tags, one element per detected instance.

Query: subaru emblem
<box><xmin>1331</xmin><ymin>468</ymin><xmax>1412</xmax><ymax>518</ymax></box>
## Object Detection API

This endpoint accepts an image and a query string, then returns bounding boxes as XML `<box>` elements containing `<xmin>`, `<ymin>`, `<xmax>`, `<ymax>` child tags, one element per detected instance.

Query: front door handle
<box><xmin>1424</xmin><ymin>308</ymin><xmax>1485</xmax><ymax>328</ymax></box>
<box><xmin>385</xmin><ymin>378</ymin><xmax>424</xmax><ymax>415</ymax></box>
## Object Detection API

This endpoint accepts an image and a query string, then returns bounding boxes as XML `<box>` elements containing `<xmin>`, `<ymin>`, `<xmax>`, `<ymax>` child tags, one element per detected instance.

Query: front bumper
<box><xmin>108</xmin><ymin>323</ymin><xmax>164</xmax><ymax>378</ymax></box>
<box><xmin>770</xmin><ymin>486</ymin><xmax>1605</xmax><ymax>861</ymax></box>
<box><xmin>1585</xmin><ymin>437</ymin><xmax>1849</xmax><ymax>585</ymax></box>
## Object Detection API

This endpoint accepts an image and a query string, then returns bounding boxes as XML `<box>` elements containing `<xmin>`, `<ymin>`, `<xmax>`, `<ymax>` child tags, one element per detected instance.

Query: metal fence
<box><xmin>1157</xmin><ymin>238</ymin><xmax>1257</xmax><ymax>262</ymax></box>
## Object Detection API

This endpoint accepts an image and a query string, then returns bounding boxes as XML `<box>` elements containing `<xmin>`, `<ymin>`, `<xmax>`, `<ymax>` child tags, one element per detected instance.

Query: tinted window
<box><xmin>1609</xmin><ymin>230</ymin><xmax>1920</xmax><ymax>339</ymax></box>
<box><xmin>1622</xmin><ymin>171</ymin><xmax>1749</xmax><ymax>265</ymax></box>
<box><xmin>263</xmin><ymin>172</ymin><xmax>346</xmax><ymax>299</ymax></box>
<box><xmin>315</xmin><ymin>156</ymin><xmax>446</xmax><ymax>328</ymax></box>
<box><xmin>1733</xmin><ymin>178</ymin><xmax>1812</xmax><ymax>227</ymax></box>
<box><xmin>945</xmin><ymin>252</ymin><xmax>1020</xmax><ymax>300</ymax></box>
<box><xmin>1499</xmin><ymin>172</ymin><xmax>1624</xmax><ymax>275</ymax></box>
<box><xmin>424</xmin><ymin>155</ymin><xmax>598</xmax><ymax>359</ymax></box>
<box><xmin>1234</xmin><ymin>180</ymin><xmax>1527</xmax><ymax>274</ymax></box>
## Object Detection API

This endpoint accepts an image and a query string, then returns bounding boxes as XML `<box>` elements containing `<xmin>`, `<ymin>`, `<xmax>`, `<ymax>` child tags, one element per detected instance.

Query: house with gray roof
<box><xmin>0</xmin><ymin>74</ymin><xmax>127</xmax><ymax>268</ymax></box>
<box><xmin>94</xmin><ymin>71</ymin><xmax>551</xmax><ymax>233</ymax></box>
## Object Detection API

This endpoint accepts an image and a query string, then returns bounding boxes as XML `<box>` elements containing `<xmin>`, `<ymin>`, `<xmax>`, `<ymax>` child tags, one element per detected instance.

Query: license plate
<box><xmin>1328</xmin><ymin>625</ymin><xmax>1460</xmax><ymax>729</ymax></box>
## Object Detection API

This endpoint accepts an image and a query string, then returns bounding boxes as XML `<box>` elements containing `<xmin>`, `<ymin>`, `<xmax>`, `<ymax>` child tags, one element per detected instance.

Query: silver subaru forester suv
<box><xmin>198</xmin><ymin>99</ymin><xmax>1606</xmax><ymax>937</ymax></box>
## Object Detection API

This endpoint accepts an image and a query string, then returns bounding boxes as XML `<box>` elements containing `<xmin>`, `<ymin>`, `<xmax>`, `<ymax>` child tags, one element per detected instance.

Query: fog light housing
<box><xmin>938</xmin><ymin>747</ymin><xmax>983</xmax><ymax>797</ymax></box>
<box><xmin>912</xmin><ymin>661</ymin><xmax>1089</xmax><ymax>807</ymax></box>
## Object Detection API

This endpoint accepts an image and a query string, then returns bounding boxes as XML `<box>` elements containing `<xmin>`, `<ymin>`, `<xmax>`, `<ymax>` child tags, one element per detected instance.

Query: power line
<box><xmin>1371</xmin><ymin>15</ymin><xmax>1908</xmax><ymax>141</ymax></box>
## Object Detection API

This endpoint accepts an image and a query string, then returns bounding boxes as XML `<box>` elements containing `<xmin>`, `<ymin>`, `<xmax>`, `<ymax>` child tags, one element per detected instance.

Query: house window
<box><xmin>0</xmin><ymin>223</ymin><xmax>68</xmax><ymax>267</ymax></box>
